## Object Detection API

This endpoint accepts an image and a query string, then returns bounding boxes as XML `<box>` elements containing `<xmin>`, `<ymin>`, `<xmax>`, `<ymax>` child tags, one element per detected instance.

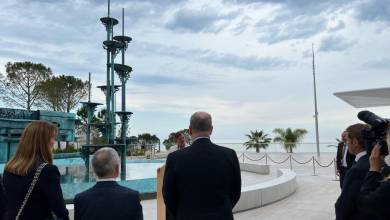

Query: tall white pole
<box><xmin>312</xmin><ymin>44</ymin><xmax>320</xmax><ymax>158</ymax></box>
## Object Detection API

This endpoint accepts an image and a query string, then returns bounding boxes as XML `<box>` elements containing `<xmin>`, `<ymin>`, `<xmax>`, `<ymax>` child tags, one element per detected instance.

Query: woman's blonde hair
<box><xmin>5</xmin><ymin>121</ymin><xmax>57</xmax><ymax>176</ymax></box>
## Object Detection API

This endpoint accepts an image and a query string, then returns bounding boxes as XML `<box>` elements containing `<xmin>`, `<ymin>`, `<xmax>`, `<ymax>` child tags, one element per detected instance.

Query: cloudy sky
<box><xmin>0</xmin><ymin>0</ymin><xmax>389</xmax><ymax>147</ymax></box>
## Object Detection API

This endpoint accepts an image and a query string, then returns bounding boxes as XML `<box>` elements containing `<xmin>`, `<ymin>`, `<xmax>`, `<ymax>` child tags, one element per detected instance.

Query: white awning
<box><xmin>334</xmin><ymin>87</ymin><xmax>390</xmax><ymax>108</ymax></box>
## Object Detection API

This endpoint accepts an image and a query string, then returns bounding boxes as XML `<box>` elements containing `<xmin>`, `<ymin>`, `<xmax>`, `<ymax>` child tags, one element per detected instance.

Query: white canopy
<box><xmin>334</xmin><ymin>87</ymin><xmax>390</xmax><ymax>108</ymax></box>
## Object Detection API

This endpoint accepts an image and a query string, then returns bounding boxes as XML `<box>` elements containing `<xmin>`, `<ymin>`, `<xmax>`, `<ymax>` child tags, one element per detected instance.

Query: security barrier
<box><xmin>238</xmin><ymin>153</ymin><xmax>337</xmax><ymax>179</ymax></box>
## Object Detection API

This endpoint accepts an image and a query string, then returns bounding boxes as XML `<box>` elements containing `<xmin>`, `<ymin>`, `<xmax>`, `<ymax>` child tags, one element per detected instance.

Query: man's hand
<box><xmin>336</xmin><ymin>169</ymin><xmax>340</xmax><ymax>176</ymax></box>
<box><xmin>369</xmin><ymin>144</ymin><xmax>383</xmax><ymax>172</ymax></box>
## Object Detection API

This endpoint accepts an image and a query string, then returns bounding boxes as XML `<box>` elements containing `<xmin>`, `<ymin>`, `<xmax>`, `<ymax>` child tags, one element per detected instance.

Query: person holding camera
<box><xmin>335</xmin><ymin>123</ymin><xmax>379</xmax><ymax>220</ymax></box>
<box><xmin>357</xmin><ymin>132</ymin><xmax>390</xmax><ymax>220</ymax></box>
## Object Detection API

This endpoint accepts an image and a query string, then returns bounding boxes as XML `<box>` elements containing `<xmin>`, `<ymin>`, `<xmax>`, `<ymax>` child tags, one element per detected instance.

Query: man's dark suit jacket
<box><xmin>163</xmin><ymin>138</ymin><xmax>242</xmax><ymax>220</ymax></box>
<box><xmin>335</xmin><ymin>154</ymin><xmax>379</xmax><ymax>220</ymax></box>
<box><xmin>358</xmin><ymin>171</ymin><xmax>390</xmax><ymax>220</ymax></box>
<box><xmin>337</xmin><ymin>142</ymin><xmax>356</xmax><ymax>188</ymax></box>
<box><xmin>74</xmin><ymin>181</ymin><xmax>143</xmax><ymax>220</ymax></box>
<box><xmin>336</xmin><ymin>142</ymin><xmax>356</xmax><ymax>170</ymax></box>
<box><xmin>3</xmin><ymin>164</ymin><xmax>69</xmax><ymax>220</ymax></box>
<box><xmin>0</xmin><ymin>175</ymin><xmax>7</xmax><ymax>219</ymax></box>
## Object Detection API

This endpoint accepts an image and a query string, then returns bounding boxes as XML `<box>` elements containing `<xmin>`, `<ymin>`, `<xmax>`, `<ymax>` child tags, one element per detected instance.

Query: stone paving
<box><xmin>234</xmin><ymin>174</ymin><xmax>338</xmax><ymax>220</ymax></box>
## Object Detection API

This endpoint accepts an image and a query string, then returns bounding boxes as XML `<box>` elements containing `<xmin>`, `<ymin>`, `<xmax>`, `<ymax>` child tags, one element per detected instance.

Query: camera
<box><xmin>357</xmin><ymin>110</ymin><xmax>389</xmax><ymax>156</ymax></box>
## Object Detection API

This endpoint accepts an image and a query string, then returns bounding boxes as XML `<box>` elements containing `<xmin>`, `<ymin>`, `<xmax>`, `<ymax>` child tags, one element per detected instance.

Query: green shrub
<box><xmin>53</xmin><ymin>145</ymin><xmax>80</xmax><ymax>154</ymax></box>
<box><xmin>127</xmin><ymin>148</ymin><xmax>145</xmax><ymax>156</ymax></box>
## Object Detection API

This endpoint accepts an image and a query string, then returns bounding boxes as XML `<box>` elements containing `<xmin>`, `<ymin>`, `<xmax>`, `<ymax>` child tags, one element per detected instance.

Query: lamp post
<box><xmin>312</xmin><ymin>44</ymin><xmax>320</xmax><ymax>158</ymax></box>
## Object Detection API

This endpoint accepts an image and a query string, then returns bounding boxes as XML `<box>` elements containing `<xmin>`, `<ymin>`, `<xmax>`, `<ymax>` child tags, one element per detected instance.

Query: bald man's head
<box><xmin>189</xmin><ymin>112</ymin><xmax>213</xmax><ymax>136</ymax></box>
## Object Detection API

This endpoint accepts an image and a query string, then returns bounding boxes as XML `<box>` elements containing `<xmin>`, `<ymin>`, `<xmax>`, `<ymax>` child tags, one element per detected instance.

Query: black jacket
<box><xmin>358</xmin><ymin>171</ymin><xmax>390</xmax><ymax>220</ymax></box>
<box><xmin>336</xmin><ymin>142</ymin><xmax>356</xmax><ymax>170</ymax></box>
<box><xmin>0</xmin><ymin>175</ymin><xmax>6</xmax><ymax>219</ymax></box>
<box><xmin>163</xmin><ymin>138</ymin><xmax>241</xmax><ymax>220</ymax></box>
<box><xmin>335</xmin><ymin>154</ymin><xmax>379</xmax><ymax>220</ymax></box>
<box><xmin>74</xmin><ymin>181</ymin><xmax>143</xmax><ymax>220</ymax></box>
<box><xmin>3</xmin><ymin>164</ymin><xmax>69</xmax><ymax>220</ymax></box>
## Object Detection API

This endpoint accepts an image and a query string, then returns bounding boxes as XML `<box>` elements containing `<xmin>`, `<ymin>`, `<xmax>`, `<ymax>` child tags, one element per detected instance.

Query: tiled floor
<box><xmin>234</xmin><ymin>174</ymin><xmax>338</xmax><ymax>220</ymax></box>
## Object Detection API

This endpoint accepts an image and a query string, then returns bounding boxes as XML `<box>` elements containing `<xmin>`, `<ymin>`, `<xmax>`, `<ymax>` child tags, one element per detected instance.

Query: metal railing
<box><xmin>220</xmin><ymin>142</ymin><xmax>339</xmax><ymax>153</ymax></box>
<box><xmin>238</xmin><ymin>152</ymin><xmax>337</xmax><ymax>179</ymax></box>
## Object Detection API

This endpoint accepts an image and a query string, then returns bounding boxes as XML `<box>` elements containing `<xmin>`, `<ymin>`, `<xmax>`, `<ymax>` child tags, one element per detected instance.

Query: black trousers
<box><xmin>166</xmin><ymin>208</ymin><xmax>175</xmax><ymax>220</ymax></box>
<box><xmin>340</xmin><ymin>166</ymin><xmax>348</xmax><ymax>188</ymax></box>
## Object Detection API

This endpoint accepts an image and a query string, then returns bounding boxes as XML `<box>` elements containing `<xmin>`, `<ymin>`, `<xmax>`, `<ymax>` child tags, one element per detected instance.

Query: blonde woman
<box><xmin>358</xmin><ymin>129</ymin><xmax>390</xmax><ymax>220</ymax></box>
<box><xmin>3</xmin><ymin>121</ymin><xmax>69</xmax><ymax>220</ymax></box>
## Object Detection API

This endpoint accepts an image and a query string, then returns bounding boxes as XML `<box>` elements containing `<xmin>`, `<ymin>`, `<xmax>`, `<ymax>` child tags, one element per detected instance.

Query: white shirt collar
<box><xmin>191</xmin><ymin>136</ymin><xmax>210</xmax><ymax>143</ymax></box>
<box><xmin>96</xmin><ymin>178</ymin><xmax>117</xmax><ymax>182</ymax></box>
<box><xmin>355</xmin><ymin>151</ymin><xmax>367</xmax><ymax>162</ymax></box>
<box><xmin>342</xmin><ymin>144</ymin><xmax>348</xmax><ymax>167</ymax></box>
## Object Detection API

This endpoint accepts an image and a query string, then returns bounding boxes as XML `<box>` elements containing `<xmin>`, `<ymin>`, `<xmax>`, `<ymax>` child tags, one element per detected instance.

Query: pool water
<box><xmin>0</xmin><ymin>158</ymin><xmax>165</xmax><ymax>202</ymax></box>
<box><xmin>61</xmin><ymin>178</ymin><xmax>157</xmax><ymax>202</ymax></box>
<box><xmin>53</xmin><ymin>158</ymin><xmax>164</xmax><ymax>183</ymax></box>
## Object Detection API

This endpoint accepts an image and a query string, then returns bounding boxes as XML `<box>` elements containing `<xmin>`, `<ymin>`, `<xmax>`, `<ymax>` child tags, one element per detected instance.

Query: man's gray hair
<box><xmin>190</xmin><ymin>111</ymin><xmax>213</xmax><ymax>132</ymax></box>
<box><xmin>92</xmin><ymin>147</ymin><xmax>120</xmax><ymax>178</ymax></box>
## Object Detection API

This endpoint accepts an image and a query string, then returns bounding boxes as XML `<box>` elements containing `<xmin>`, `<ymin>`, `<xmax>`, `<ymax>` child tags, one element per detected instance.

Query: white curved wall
<box><xmin>233</xmin><ymin>167</ymin><xmax>297</xmax><ymax>213</ymax></box>
<box><xmin>239</xmin><ymin>163</ymin><xmax>270</xmax><ymax>174</ymax></box>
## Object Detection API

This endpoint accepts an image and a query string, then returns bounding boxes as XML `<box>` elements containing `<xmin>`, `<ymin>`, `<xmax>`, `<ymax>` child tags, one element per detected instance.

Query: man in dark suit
<box><xmin>74</xmin><ymin>147</ymin><xmax>143</xmax><ymax>220</ymax></box>
<box><xmin>335</xmin><ymin>123</ymin><xmax>379</xmax><ymax>220</ymax></box>
<box><xmin>163</xmin><ymin>111</ymin><xmax>241</xmax><ymax>220</ymax></box>
<box><xmin>0</xmin><ymin>174</ymin><xmax>6</xmax><ymax>219</ymax></box>
<box><xmin>336</xmin><ymin>131</ymin><xmax>356</xmax><ymax>188</ymax></box>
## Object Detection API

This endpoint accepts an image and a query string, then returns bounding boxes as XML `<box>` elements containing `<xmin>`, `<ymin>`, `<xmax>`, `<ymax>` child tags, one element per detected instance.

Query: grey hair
<box><xmin>92</xmin><ymin>147</ymin><xmax>120</xmax><ymax>178</ymax></box>
<box><xmin>190</xmin><ymin>112</ymin><xmax>213</xmax><ymax>132</ymax></box>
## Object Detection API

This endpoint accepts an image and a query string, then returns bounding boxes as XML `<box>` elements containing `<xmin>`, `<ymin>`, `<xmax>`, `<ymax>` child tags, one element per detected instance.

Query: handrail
<box><xmin>238</xmin><ymin>152</ymin><xmax>337</xmax><ymax>177</ymax></box>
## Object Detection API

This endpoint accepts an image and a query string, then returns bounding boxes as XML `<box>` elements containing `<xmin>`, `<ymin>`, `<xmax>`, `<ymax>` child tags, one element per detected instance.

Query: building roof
<box><xmin>334</xmin><ymin>87</ymin><xmax>390</xmax><ymax>108</ymax></box>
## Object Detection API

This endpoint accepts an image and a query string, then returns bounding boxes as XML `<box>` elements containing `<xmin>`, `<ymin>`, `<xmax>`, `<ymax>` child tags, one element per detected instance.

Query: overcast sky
<box><xmin>0</xmin><ymin>0</ymin><xmax>389</xmax><ymax>145</ymax></box>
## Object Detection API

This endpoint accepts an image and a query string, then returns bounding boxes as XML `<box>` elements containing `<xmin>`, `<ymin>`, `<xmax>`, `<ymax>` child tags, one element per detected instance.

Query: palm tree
<box><xmin>273</xmin><ymin>128</ymin><xmax>308</xmax><ymax>153</ymax></box>
<box><xmin>244</xmin><ymin>130</ymin><xmax>272</xmax><ymax>153</ymax></box>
